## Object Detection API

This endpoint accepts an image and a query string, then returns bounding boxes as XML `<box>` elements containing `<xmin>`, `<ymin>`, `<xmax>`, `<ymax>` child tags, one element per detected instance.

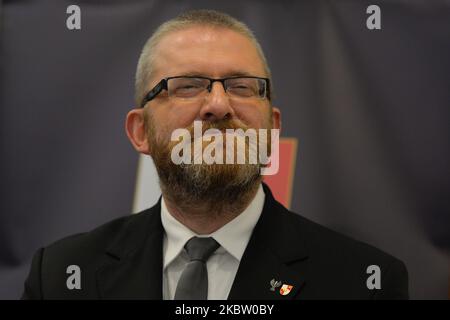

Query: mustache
<box><xmin>184</xmin><ymin>119</ymin><xmax>250</xmax><ymax>137</ymax></box>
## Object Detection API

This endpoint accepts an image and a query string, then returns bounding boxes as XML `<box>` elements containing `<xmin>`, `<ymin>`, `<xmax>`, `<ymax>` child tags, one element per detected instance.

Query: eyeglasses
<box><xmin>140</xmin><ymin>76</ymin><xmax>270</xmax><ymax>107</ymax></box>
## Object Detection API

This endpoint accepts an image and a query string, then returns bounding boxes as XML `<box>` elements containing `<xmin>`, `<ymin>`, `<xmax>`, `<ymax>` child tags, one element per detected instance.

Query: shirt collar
<box><xmin>161</xmin><ymin>184</ymin><xmax>265</xmax><ymax>269</ymax></box>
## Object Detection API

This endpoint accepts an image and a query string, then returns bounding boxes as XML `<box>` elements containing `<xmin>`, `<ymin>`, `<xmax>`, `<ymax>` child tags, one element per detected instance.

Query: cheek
<box><xmin>234</xmin><ymin>106</ymin><xmax>271</xmax><ymax>129</ymax></box>
<box><xmin>151</xmin><ymin>105</ymin><xmax>198</xmax><ymax>139</ymax></box>
<box><xmin>167</xmin><ymin>108</ymin><xmax>198</xmax><ymax>130</ymax></box>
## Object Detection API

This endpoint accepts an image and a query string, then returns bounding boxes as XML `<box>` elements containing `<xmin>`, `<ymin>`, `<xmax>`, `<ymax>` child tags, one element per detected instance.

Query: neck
<box><xmin>162</xmin><ymin>183</ymin><xmax>260</xmax><ymax>235</ymax></box>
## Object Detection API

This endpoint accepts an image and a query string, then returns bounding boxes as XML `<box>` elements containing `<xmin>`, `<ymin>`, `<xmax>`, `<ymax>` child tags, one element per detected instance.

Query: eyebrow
<box><xmin>176</xmin><ymin>71</ymin><xmax>259</xmax><ymax>78</ymax></box>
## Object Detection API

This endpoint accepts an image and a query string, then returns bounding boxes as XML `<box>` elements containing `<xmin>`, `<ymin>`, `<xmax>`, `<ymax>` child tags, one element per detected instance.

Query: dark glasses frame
<box><xmin>140</xmin><ymin>76</ymin><xmax>271</xmax><ymax>107</ymax></box>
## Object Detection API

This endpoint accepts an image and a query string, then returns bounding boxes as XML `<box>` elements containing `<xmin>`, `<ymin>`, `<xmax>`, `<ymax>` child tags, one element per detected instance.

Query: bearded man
<box><xmin>22</xmin><ymin>9</ymin><xmax>408</xmax><ymax>300</ymax></box>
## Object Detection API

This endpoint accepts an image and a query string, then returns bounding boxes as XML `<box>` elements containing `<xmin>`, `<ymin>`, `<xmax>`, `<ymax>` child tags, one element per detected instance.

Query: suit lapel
<box><xmin>228</xmin><ymin>184</ymin><xmax>309</xmax><ymax>300</ymax></box>
<box><xmin>95</xmin><ymin>185</ymin><xmax>309</xmax><ymax>300</ymax></box>
<box><xmin>96</xmin><ymin>200</ymin><xmax>164</xmax><ymax>299</ymax></box>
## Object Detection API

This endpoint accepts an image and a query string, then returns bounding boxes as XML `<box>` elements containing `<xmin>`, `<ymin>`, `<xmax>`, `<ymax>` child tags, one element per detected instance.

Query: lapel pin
<box><xmin>280</xmin><ymin>284</ymin><xmax>294</xmax><ymax>296</ymax></box>
<box><xmin>269</xmin><ymin>279</ymin><xmax>282</xmax><ymax>291</ymax></box>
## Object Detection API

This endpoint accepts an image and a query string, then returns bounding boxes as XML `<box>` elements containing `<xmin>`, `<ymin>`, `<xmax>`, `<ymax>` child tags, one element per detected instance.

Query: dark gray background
<box><xmin>1</xmin><ymin>0</ymin><xmax>449</xmax><ymax>299</ymax></box>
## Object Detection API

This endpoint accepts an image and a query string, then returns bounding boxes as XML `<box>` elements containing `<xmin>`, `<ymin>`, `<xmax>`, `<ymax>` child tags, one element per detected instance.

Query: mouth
<box><xmin>194</xmin><ymin>128</ymin><xmax>251</xmax><ymax>141</ymax></box>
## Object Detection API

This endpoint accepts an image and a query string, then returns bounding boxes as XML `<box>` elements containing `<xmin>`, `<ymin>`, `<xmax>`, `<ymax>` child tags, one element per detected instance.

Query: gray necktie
<box><xmin>174</xmin><ymin>236</ymin><xmax>220</xmax><ymax>300</ymax></box>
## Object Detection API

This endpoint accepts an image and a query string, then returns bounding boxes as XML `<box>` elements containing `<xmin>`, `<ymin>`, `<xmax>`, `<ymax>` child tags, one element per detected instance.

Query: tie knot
<box><xmin>184</xmin><ymin>236</ymin><xmax>220</xmax><ymax>262</ymax></box>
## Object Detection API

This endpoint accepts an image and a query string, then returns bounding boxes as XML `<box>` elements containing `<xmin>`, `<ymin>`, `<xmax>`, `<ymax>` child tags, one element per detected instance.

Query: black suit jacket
<box><xmin>22</xmin><ymin>184</ymin><xmax>408</xmax><ymax>299</ymax></box>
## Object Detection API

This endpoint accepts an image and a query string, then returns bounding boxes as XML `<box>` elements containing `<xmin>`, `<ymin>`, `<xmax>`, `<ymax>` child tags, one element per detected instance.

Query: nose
<box><xmin>199</xmin><ymin>81</ymin><xmax>234</xmax><ymax>122</ymax></box>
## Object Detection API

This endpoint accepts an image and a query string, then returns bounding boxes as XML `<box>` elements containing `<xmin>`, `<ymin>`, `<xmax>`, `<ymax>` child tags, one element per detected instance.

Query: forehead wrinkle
<box><xmin>151</xmin><ymin>26</ymin><xmax>266</xmax><ymax>81</ymax></box>
<box><xmin>171</xmin><ymin>70</ymin><xmax>263</xmax><ymax>79</ymax></box>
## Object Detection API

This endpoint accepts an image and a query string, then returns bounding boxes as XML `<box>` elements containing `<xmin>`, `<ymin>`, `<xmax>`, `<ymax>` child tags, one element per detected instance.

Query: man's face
<box><xmin>127</xmin><ymin>25</ymin><xmax>281</xmax><ymax>210</ymax></box>
<box><xmin>145</xmin><ymin>26</ymin><xmax>278</xmax><ymax>146</ymax></box>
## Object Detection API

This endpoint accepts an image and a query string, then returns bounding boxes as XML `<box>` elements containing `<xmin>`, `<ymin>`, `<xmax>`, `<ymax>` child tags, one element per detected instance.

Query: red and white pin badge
<box><xmin>279</xmin><ymin>284</ymin><xmax>293</xmax><ymax>296</ymax></box>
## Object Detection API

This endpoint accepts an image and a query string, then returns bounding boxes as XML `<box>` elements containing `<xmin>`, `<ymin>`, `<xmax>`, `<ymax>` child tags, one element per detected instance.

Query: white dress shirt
<box><xmin>161</xmin><ymin>184</ymin><xmax>265</xmax><ymax>300</ymax></box>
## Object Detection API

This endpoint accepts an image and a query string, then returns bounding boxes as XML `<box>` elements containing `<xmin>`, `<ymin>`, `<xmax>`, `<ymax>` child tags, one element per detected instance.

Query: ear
<box><xmin>125</xmin><ymin>108</ymin><xmax>151</xmax><ymax>155</ymax></box>
<box><xmin>271</xmin><ymin>106</ymin><xmax>281</xmax><ymax>131</ymax></box>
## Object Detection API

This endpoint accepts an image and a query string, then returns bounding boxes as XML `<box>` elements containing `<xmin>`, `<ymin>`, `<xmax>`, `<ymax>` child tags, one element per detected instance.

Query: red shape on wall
<box><xmin>263</xmin><ymin>138</ymin><xmax>298</xmax><ymax>209</ymax></box>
